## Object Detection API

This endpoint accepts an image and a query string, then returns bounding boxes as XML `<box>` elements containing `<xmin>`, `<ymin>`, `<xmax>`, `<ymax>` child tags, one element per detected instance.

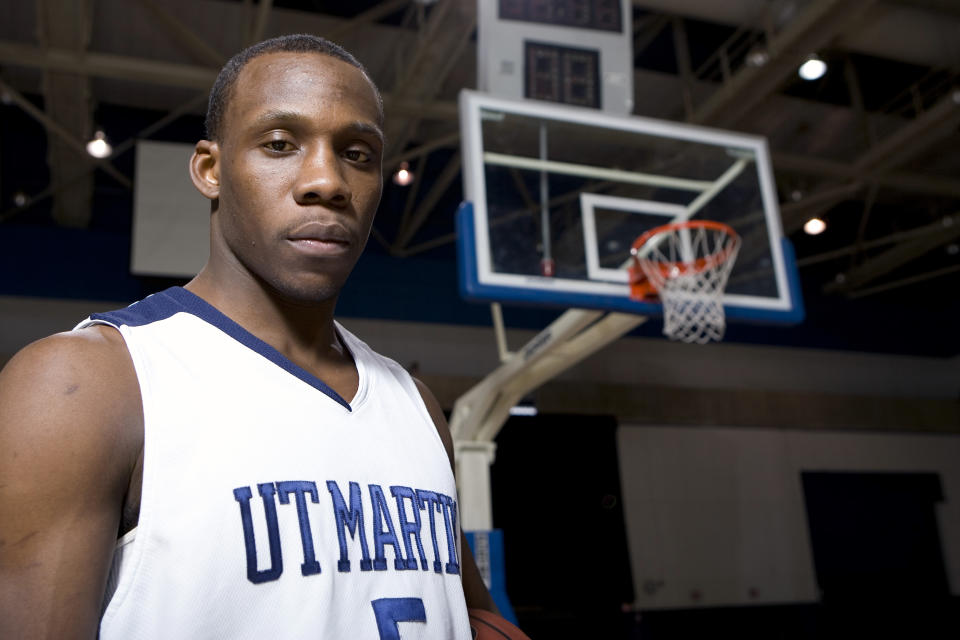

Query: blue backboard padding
<box><xmin>456</xmin><ymin>201</ymin><xmax>804</xmax><ymax>325</ymax></box>
<box><xmin>465</xmin><ymin>529</ymin><xmax>518</xmax><ymax>626</ymax></box>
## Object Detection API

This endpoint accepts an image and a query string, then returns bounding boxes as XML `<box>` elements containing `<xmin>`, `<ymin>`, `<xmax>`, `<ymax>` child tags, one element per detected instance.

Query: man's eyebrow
<box><xmin>346</xmin><ymin>121</ymin><xmax>385</xmax><ymax>145</ymax></box>
<box><xmin>249</xmin><ymin>109</ymin><xmax>306</xmax><ymax>128</ymax></box>
<box><xmin>248</xmin><ymin>111</ymin><xmax>384</xmax><ymax>144</ymax></box>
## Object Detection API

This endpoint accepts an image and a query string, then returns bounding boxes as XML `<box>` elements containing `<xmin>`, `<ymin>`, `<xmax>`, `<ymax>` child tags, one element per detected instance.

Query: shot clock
<box><xmin>478</xmin><ymin>0</ymin><xmax>633</xmax><ymax>114</ymax></box>
<box><xmin>498</xmin><ymin>0</ymin><xmax>623</xmax><ymax>31</ymax></box>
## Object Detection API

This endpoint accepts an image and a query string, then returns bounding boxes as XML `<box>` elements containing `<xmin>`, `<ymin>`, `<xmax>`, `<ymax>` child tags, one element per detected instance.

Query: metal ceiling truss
<box><xmin>849</xmin><ymin>182</ymin><xmax>880</xmax><ymax>269</ymax></box>
<box><xmin>690</xmin><ymin>0</ymin><xmax>879</xmax><ymax>128</ymax></box>
<box><xmin>247</xmin><ymin>0</ymin><xmax>275</xmax><ymax>47</ymax></box>
<box><xmin>0</xmin><ymin>79</ymin><xmax>207</xmax><ymax>223</ymax></box>
<box><xmin>824</xmin><ymin>212</ymin><xmax>960</xmax><ymax>295</ymax></box>
<box><xmin>391</xmin><ymin>152</ymin><xmax>461</xmax><ymax>255</ymax></box>
<box><xmin>842</xmin><ymin>54</ymin><xmax>876</xmax><ymax>148</ymax></box>
<box><xmin>780</xmin><ymin>88</ymin><xmax>960</xmax><ymax>292</ymax></box>
<box><xmin>0</xmin><ymin>78</ymin><xmax>130</xmax><ymax>189</ymax></box>
<box><xmin>797</xmin><ymin>213</ymin><xmax>960</xmax><ymax>268</ymax></box>
<box><xmin>632</xmin><ymin>12</ymin><xmax>670</xmax><ymax>58</ymax></box>
<box><xmin>137</xmin><ymin>0</ymin><xmax>227</xmax><ymax>67</ymax></box>
<box><xmin>379</xmin><ymin>0</ymin><xmax>475</xmax><ymax>253</ymax></box>
<box><xmin>9</xmin><ymin>32</ymin><xmax>953</xmax><ymax>219</ymax></box>
<box><xmin>848</xmin><ymin>261</ymin><xmax>960</xmax><ymax>299</ymax></box>
<box><xmin>324</xmin><ymin>0</ymin><xmax>413</xmax><ymax>43</ymax></box>
<box><xmin>772</xmin><ymin>152</ymin><xmax>960</xmax><ymax>201</ymax></box>
<box><xmin>1</xmin><ymin>0</ymin><xmax>957</xmax><ymax>302</ymax></box>
<box><xmin>659</xmin><ymin>0</ymin><xmax>958</xmax><ymax>302</ymax></box>
<box><xmin>37</xmin><ymin>0</ymin><xmax>95</xmax><ymax>227</ymax></box>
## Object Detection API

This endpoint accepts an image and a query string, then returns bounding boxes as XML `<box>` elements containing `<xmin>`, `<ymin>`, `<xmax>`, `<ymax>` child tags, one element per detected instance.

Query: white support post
<box><xmin>450</xmin><ymin>307</ymin><xmax>602</xmax><ymax>442</ymax></box>
<box><xmin>451</xmin><ymin>308</ymin><xmax>648</xmax><ymax>532</ymax></box>
<box><xmin>455</xmin><ymin>440</ymin><xmax>497</xmax><ymax>531</ymax></box>
<box><xmin>490</xmin><ymin>303</ymin><xmax>513</xmax><ymax>363</ymax></box>
<box><xmin>473</xmin><ymin>311</ymin><xmax>647</xmax><ymax>442</ymax></box>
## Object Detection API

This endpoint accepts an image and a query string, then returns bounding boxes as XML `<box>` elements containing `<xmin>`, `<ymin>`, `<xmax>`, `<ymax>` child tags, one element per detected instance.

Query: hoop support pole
<box><xmin>473</xmin><ymin>311</ymin><xmax>647</xmax><ymax>442</ymax></box>
<box><xmin>454</xmin><ymin>440</ymin><xmax>497</xmax><ymax>531</ymax></box>
<box><xmin>451</xmin><ymin>308</ymin><xmax>647</xmax><ymax>530</ymax></box>
<box><xmin>450</xmin><ymin>307</ymin><xmax>602</xmax><ymax>442</ymax></box>
<box><xmin>490</xmin><ymin>302</ymin><xmax>513</xmax><ymax>363</ymax></box>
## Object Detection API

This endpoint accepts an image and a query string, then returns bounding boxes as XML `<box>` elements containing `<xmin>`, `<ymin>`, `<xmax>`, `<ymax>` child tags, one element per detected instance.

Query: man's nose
<box><xmin>293</xmin><ymin>146</ymin><xmax>351</xmax><ymax>207</ymax></box>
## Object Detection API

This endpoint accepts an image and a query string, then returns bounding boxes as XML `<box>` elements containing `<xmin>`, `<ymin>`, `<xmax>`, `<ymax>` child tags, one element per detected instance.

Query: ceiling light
<box><xmin>86</xmin><ymin>129</ymin><xmax>112</xmax><ymax>158</ymax></box>
<box><xmin>746</xmin><ymin>47</ymin><xmax>769</xmax><ymax>68</ymax></box>
<box><xmin>798</xmin><ymin>55</ymin><xmax>827</xmax><ymax>81</ymax></box>
<box><xmin>392</xmin><ymin>161</ymin><xmax>414</xmax><ymax>186</ymax></box>
<box><xmin>508</xmin><ymin>404</ymin><xmax>538</xmax><ymax>417</ymax></box>
<box><xmin>803</xmin><ymin>217</ymin><xmax>826</xmax><ymax>235</ymax></box>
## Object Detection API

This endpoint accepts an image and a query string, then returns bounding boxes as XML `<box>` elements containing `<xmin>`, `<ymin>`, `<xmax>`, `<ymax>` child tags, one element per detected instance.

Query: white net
<box><xmin>632</xmin><ymin>222</ymin><xmax>741</xmax><ymax>344</ymax></box>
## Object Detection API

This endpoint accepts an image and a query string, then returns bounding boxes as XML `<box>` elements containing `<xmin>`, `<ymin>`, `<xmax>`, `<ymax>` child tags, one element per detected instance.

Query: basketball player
<box><xmin>0</xmin><ymin>35</ymin><xmax>496</xmax><ymax>638</ymax></box>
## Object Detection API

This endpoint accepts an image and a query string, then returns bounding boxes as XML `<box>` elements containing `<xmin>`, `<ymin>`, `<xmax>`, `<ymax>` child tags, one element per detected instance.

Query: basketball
<box><xmin>468</xmin><ymin>608</ymin><xmax>532</xmax><ymax>639</ymax></box>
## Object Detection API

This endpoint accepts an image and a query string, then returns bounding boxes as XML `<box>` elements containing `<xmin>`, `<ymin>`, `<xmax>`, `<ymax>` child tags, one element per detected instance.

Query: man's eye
<box><xmin>265</xmin><ymin>140</ymin><xmax>293</xmax><ymax>152</ymax></box>
<box><xmin>344</xmin><ymin>148</ymin><xmax>370</xmax><ymax>163</ymax></box>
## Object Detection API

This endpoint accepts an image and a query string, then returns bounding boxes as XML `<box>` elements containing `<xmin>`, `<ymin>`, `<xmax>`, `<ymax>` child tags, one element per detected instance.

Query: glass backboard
<box><xmin>457</xmin><ymin>90</ymin><xmax>803</xmax><ymax>324</ymax></box>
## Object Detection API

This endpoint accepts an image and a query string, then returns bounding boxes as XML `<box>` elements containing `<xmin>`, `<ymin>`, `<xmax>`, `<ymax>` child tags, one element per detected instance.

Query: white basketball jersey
<box><xmin>78</xmin><ymin>287</ymin><xmax>471</xmax><ymax>639</ymax></box>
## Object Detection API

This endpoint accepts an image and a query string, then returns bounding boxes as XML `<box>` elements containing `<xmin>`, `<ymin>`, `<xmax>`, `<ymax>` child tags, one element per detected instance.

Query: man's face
<box><xmin>211</xmin><ymin>51</ymin><xmax>384</xmax><ymax>304</ymax></box>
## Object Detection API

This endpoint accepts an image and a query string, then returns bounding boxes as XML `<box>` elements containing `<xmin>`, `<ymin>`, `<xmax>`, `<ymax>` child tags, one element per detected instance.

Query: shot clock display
<box><xmin>478</xmin><ymin>0</ymin><xmax>633</xmax><ymax>114</ymax></box>
<box><xmin>525</xmin><ymin>42</ymin><xmax>600</xmax><ymax>108</ymax></box>
<box><xmin>499</xmin><ymin>0</ymin><xmax>623</xmax><ymax>33</ymax></box>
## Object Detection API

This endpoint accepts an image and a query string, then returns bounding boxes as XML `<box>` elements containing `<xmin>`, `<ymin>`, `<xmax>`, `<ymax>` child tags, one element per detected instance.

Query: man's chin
<box><xmin>268</xmin><ymin>278</ymin><xmax>346</xmax><ymax>308</ymax></box>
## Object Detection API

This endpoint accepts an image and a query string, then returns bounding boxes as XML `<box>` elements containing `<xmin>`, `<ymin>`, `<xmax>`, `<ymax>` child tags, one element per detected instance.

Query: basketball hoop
<box><xmin>628</xmin><ymin>220</ymin><xmax>741</xmax><ymax>344</ymax></box>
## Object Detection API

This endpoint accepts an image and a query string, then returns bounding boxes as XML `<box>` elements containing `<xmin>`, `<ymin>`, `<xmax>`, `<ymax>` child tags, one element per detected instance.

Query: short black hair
<box><xmin>204</xmin><ymin>34</ymin><xmax>383</xmax><ymax>141</ymax></box>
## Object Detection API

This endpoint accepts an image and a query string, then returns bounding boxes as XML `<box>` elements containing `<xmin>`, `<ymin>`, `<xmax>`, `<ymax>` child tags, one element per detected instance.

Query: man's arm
<box><xmin>413</xmin><ymin>379</ymin><xmax>499</xmax><ymax>614</ymax></box>
<box><xmin>0</xmin><ymin>327</ymin><xmax>142</xmax><ymax>639</ymax></box>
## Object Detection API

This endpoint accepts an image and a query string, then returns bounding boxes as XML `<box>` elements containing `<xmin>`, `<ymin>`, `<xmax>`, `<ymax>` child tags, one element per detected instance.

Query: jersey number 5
<box><xmin>371</xmin><ymin>597</ymin><xmax>426</xmax><ymax>639</ymax></box>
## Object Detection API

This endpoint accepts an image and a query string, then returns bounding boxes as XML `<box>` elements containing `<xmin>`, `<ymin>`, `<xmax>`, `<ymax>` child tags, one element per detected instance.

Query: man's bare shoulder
<box><xmin>4</xmin><ymin>323</ymin><xmax>129</xmax><ymax>370</ymax></box>
<box><xmin>0</xmin><ymin>326</ymin><xmax>142</xmax><ymax>637</ymax></box>
<box><xmin>0</xmin><ymin>325</ymin><xmax>142</xmax><ymax>464</ymax></box>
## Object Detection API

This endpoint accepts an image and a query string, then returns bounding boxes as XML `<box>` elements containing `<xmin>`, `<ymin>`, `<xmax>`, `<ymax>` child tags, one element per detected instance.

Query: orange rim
<box><xmin>628</xmin><ymin>221</ymin><xmax>739</xmax><ymax>300</ymax></box>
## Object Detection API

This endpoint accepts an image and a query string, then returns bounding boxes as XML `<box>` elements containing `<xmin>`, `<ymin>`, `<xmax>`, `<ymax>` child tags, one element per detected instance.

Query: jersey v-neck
<box><xmin>90</xmin><ymin>286</ymin><xmax>356</xmax><ymax>411</ymax></box>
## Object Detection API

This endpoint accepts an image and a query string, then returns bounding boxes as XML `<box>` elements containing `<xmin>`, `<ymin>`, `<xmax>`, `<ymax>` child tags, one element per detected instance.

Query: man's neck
<box><xmin>184</xmin><ymin>268</ymin><xmax>347</xmax><ymax>373</ymax></box>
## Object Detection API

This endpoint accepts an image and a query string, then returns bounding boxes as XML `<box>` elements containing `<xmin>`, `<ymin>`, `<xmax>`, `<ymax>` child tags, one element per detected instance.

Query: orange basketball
<box><xmin>468</xmin><ymin>608</ymin><xmax>531</xmax><ymax>639</ymax></box>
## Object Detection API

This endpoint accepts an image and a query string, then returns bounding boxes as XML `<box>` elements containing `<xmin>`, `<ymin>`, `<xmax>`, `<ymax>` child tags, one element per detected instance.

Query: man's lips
<box><xmin>286</xmin><ymin>221</ymin><xmax>353</xmax><ymax>256</ymax></box>
<box><xmin>288</xmin><ymin>221</ymin><xmax>353</xmax><ymax>243</ymax></box>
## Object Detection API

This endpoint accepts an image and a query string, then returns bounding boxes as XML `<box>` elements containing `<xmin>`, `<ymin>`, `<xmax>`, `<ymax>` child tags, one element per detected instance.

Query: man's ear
<box><xmin>190</xmin><ymin>140</ymin><xmax>220</xmax><ymax>200</ymax></box>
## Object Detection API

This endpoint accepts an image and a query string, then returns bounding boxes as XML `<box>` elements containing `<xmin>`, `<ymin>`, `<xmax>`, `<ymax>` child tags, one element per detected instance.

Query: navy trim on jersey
<box><xmin>90</xmin><ymin>289</ymin><xmax>183</xmax><ymax>327</ymax></box>
<box><xmin>91</xmin><ymin>287</ymin><xmax>352</xmax><ymax>411</ymax></box>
